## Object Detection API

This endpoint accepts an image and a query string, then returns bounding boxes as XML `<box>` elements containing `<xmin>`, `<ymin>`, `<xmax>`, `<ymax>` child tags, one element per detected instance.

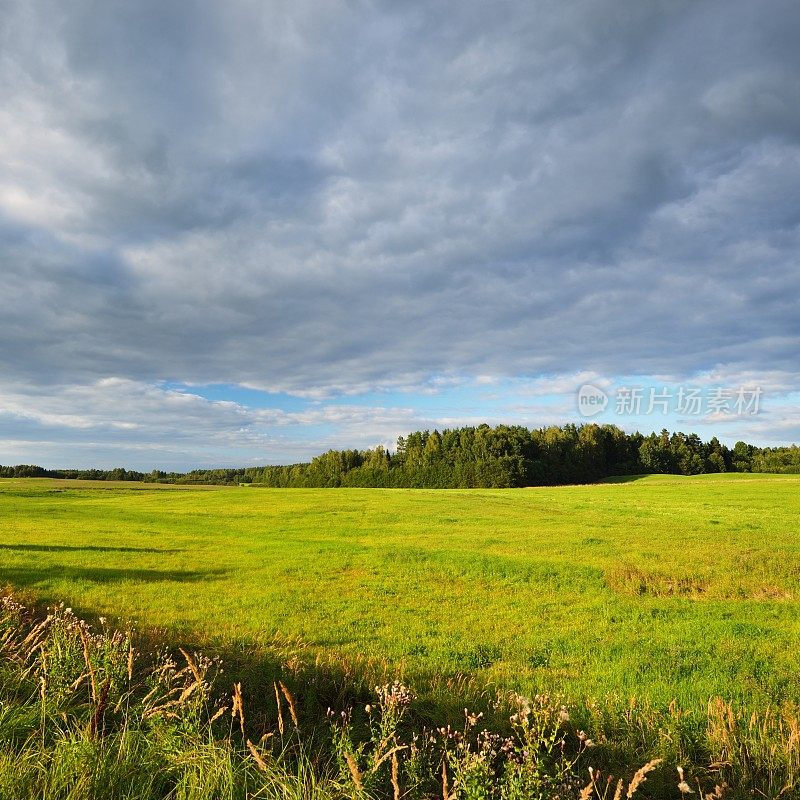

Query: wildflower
<box><xmin>464</xmin><ymin>709</ymin><xmax>483</xmax><ymax>726</ymax></box>
<box><xmin>376</xmin><ymin>681</ymin><xmax>415</xmax><ymax>708</ymax></box>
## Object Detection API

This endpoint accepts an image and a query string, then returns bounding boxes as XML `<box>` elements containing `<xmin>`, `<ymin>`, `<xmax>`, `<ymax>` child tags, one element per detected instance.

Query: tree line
<box><xmin>2</xmin><ymin>423</ymin><xmax>799</xmax><ymax>488</ymax></box>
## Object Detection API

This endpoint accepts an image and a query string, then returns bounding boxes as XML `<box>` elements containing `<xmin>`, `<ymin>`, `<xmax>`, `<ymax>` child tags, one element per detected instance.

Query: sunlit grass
<box><xmin>2</xmin><ymin>474</ymin><xmax>800</xmax><ymax>713</ymax></box>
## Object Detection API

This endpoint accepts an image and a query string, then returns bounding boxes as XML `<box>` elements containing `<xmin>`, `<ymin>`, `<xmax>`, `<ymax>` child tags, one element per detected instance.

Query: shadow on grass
<box><xmin>0</xmin><ymin>564</ymin><xmax>225</xmax><ymax>586</ymax></box>
<box><xmin>0</xmin><ymin>543</ymin><xmax>183</xmax><ymax>554</ymax></box>
<box><xmin>596</xmin><ymin>474</ymin><xmax>652</xmax><ymax>484</ymax></box>
<box><xmin>186</xmin><ymin>633</ymin><xmax>495</xmax><ymax>735</ymax></box>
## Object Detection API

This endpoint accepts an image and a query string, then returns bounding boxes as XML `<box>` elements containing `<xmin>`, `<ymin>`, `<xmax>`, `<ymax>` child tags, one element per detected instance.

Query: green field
<box><xmin>2</xmin><ymin>474</ymin><xmax>800</xmax><ymax>713</ymax></box>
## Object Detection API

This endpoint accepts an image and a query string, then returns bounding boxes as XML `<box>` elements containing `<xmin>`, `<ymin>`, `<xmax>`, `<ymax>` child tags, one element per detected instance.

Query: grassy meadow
<box><xmin>2</xmin><ymin>473</ymin><xmax>799</xmax><ymax>714</ymax></box>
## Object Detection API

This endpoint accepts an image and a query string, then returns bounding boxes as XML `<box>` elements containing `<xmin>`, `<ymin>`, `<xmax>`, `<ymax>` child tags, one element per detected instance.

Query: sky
<box><xmin>1</xmin><ymin>0</ymin><xmax>799</xmax><ymax>470</ymax></box>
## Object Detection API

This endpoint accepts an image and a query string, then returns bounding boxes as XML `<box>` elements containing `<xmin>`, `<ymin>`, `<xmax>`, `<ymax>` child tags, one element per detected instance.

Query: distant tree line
<box><xmin>3</xmin><ymin>423</ymin><xmax>800</xmax><ymax>488</ymax></box>
<box><xmin>0</xmin><ymin>464</ymin><xmax>251</xmax><ymax>485</ymax></box>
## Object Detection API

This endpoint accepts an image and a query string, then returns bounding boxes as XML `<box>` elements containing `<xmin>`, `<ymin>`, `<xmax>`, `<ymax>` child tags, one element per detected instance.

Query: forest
<box><xmin>2</xmin><ymin>423</ymin><xmax>799</xmax><ymax>488</ymax></box>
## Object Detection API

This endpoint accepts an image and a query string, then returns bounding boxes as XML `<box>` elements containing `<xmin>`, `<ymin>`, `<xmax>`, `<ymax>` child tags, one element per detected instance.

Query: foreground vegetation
<box><xmin>3</xmin><ymin>423</ymin><xmax>799</xmax><ymax>488</ymax></box>
<box><xmin>2</xmin><ymin>594</ymin><xmax>791</xmax><ymax>798</ymax></box>
<box><xmin>2</xmin><ymin>475</ymin><xmax>800</xmax><ymax>794</ymax></box>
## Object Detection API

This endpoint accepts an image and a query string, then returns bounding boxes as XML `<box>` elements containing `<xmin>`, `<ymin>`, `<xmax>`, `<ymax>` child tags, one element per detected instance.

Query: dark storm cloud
<box><xmin>1</xmin><ymin>1</ymin><xmax>799</xmax><ymax>411</ymax></box>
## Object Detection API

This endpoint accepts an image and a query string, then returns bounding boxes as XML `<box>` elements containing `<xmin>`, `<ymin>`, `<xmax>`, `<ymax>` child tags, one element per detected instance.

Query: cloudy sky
<box><xmin>1</xmin><ymin>0</ymin><xmax>799</xmax><ymax>469</ymax></box>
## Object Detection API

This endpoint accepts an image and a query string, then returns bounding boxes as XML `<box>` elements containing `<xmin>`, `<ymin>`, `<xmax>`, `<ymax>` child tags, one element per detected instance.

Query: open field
<box><xmin>2</xmin><ymin>474</ymin><xmax>800</xmax><ymax>715</ymax></box>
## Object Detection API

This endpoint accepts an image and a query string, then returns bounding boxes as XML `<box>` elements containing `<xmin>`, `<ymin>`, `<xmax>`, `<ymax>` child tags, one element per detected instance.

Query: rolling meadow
<box><xmin>2</xmin><ymin>474</ymin><xmax>800</xmax><ymax>797</ymax></box>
